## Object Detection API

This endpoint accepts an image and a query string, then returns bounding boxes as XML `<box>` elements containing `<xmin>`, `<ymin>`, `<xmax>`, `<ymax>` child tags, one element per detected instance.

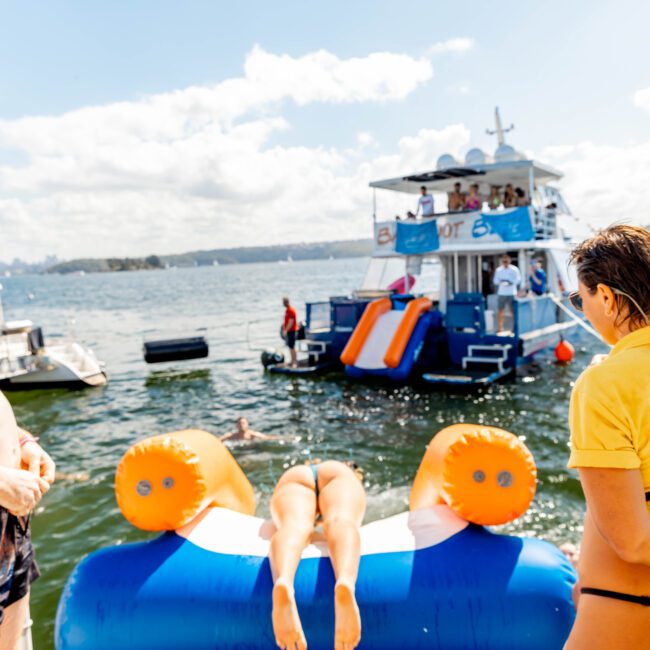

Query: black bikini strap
<box><xmin>646</xmin><ymin>491</ymin><xmax>650</xmax><ymax>502</ymax></box>
<box><xmin>581</xmin><ymin>587</ymin><xmax>650</xmax><ymax>607</ymax></box>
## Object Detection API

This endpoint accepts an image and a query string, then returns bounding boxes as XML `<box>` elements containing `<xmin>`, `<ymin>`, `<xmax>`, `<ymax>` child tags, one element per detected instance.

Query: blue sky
<box><xmin>1</xmin><ymin>0</ymin><xmax>649</xmax><ymax>261</ymax></box>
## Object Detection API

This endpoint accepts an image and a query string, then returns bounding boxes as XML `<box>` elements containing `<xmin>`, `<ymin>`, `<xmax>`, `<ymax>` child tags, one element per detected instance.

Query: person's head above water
<box><xmin>236</xmin><ymin>417</ymin><xmax>250</xmax><ymax>434</ymax></box>
<box><xmin>569</xmin><ymin>225</ymin><xmax>650</xmax><ymax>344</ymax></box>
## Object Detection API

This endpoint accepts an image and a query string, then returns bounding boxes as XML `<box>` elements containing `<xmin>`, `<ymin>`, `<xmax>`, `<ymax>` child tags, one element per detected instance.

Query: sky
<box><xmin>1</xmin><ymin>0</ymin><xmax>649</xmax><ymax>262</ymax></box>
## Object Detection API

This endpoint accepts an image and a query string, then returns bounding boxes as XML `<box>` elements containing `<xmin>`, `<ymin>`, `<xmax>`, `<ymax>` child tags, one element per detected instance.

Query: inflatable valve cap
<box><xmin>410</xmin><ymin>424</ymin><xmax>537</xmax><ymax>525</ymax></box>
<box><xmin>115</xmin><ymin>429</ymin><xmax>255</xmax><ymax>531</ymax></box>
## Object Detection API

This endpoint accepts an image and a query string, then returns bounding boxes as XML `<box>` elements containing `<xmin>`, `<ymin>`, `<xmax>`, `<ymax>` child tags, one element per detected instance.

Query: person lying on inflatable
<box><xmin>270</xmin><ymin>460</ymin><xmax>365</xmax><ymax>650</ymax></box>
<box><xmin>56</xmin><ymin>425</ymin><xmax>576</xmax><ymax>650</ymax></box>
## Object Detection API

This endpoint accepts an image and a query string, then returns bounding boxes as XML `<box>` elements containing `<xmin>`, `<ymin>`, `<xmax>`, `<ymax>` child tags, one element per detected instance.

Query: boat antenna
<box><xmin>486</xmin><ymin>106</ymin><xmax>514</xmax><ymax>145</ymax></box>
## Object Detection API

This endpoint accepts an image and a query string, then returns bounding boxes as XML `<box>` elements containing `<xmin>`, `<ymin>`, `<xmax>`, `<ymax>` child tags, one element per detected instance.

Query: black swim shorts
<box><xmin>286</xmin><ymin>331</ymin><xmax>296</xmax><ymax>350</ymax></box>
<box><xmin>0</xmin><ymin>509</ymin><xmax>39</xmax><ymax>623</ymax></box>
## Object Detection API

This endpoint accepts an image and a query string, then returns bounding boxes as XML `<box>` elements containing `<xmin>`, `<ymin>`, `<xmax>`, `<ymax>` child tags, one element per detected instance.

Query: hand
<box><xmin>0</xmin><ymin>467</ymin><xmax>50</xmax><ymax>516</ymax></box>
<box><xmin>21</xmin><ymin>440</ymin><xmax>56</xmax><ymax>484</ymax></box>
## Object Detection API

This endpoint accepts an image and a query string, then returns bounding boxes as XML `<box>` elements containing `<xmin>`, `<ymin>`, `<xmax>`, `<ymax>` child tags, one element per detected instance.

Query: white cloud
<box><xmin>541</xmin><ymin>139</ymin><xmax>650</xmax><ymax>229</ymax></box>
<box><xmin>426</xmin><ymin>37</ymin><xmax>475</xmax><ymax>56</ymax></box>
<box><xmin>0</xmin><ymin>45</ymin><xmax>434</xmax><ymax>262</ymax></box>
<box><xmin>633</xmin><ymin>86</ymin><xmax>650</xmax><ymax>111</ymax></box>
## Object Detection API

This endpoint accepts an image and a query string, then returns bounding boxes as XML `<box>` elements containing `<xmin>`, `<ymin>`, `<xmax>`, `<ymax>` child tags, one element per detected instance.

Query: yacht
<box><xmin>262</xmin><ymin>109</ymin><xmax>591</xmax><ymax>386</ymax></box>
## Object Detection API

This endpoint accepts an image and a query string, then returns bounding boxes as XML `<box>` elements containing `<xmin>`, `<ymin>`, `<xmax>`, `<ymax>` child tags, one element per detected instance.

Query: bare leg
<box><xmin>0</xmin><ymin>595</ymin><xmax>30</xmax><ymax>650</ymax></box>
<box><xmin>318</xmin><ymin>462</ymin><xmax>366</xmax><ymax>650</ymax></box>
<box><xmin>270</xmin><ymin>468</ymin><xmax>317</xmax><ymax>650</ymax></box>
<box><xmin>497</xmin><ymin>307</ymin><xmax>504</xmax><ymax>332</ymax></box>
<box><xmin>290</xmin><ymin>348</ymin><xmax>298</xmax><ymax>368</ymax></box>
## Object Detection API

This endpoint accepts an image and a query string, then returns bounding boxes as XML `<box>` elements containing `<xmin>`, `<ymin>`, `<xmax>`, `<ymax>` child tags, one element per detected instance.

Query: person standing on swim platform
<box><xmin>564</xmin><ymin>225</ymin><xmax>650</xmax><ymax>650</ymax></box>
<box><xmin>282</xmin><ymin>297</ymin><xmax>299</xmax><ymax>369</ymax></box>
<box><xmin>415</xmin><ymin>186</ymin><xmax>434</xmax><ymax>218</ymax></box>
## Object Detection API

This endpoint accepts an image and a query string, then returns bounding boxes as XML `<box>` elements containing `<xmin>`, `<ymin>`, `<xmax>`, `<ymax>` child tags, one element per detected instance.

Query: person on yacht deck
<box><xmin>465</xmin><ymin>184</ymin><xmax>481</xmax><ymax>211</ymax></box>
<box><xmin>515</xmin><ymin>187</ymin><xmax>528</xmax><ymax>206</ymax></box>
<box><xmin>493</xmin><ymin>254</ymin><xmax>521</xmax><ymax>332</ymax></box>
<box><xmin>503</xmin><ymin>183</ymin><xmax>517</xmax><ymax>208</ymax></box>
<box><xmin>415</xmin><ymin>186</ymin><xmax>434</xmax><ymax>217</ymax></box>
<box><xmin>488</xmin><ymin>185</ymin><xmax>503</xmax><ymax>209</ymax></box>
<box><xmin>447</xmin><ymin>182</ymin><xmax>465</xmax><ymax>212</ymax></box>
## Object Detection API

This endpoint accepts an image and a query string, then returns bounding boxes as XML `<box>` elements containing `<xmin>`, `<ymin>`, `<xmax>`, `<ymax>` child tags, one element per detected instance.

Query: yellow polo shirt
<box><xmin>568</xmin><ymin>326</ymin><xmax>650</xmax><ymax>502</ymax></box>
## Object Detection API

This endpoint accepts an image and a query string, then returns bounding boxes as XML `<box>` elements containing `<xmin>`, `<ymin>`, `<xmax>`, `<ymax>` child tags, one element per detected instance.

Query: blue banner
<box><xmin>476</xmin><ymin>206</ymin><xmax>535</xmax><ymax>242</ymax></box>
<box><xmin>395</xmin><ymin>219</ymin><xmax>440</xmax><ymax>255</ymax></box>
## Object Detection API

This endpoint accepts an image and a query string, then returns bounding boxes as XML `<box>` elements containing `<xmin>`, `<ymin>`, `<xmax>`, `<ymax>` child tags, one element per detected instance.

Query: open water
<box><xmin>1</xmin><ymin>258</ymin><xmax>604</xmax><ymax>648</ymax></box>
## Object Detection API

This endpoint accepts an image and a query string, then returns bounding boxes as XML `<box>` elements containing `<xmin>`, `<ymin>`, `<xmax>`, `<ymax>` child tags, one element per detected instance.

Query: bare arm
<box><xmin>220</xmin><ymin>431</ymin><xmax>237</xmax><ymax>441</ymax></box>
<box><xmin>250</xmin><ymin>430</ymin><xmax>279</xmax><ymax>440</ymax></box>
<box><xmin>579</xmin><ymin>467</ymin><xmax>650</xmax><ymax>565</ymax></box>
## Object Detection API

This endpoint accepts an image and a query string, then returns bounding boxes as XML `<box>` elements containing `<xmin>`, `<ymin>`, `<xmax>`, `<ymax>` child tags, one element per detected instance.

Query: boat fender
<box><xmin>115</xmin><ymin>429</ymin><xmax>256</xmax><ymax>531</ymax></box>
<box><xmin>410</xmin><ymin>424</ymin><xmax>536</xmax><ymax>525</ymax></box>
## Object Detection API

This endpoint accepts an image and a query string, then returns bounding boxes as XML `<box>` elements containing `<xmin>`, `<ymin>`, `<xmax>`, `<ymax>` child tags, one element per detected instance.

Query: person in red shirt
<box><xmin>282</xmin><ymin>297</ymin><xmax>299</xmax><ymax>368</ymax></box>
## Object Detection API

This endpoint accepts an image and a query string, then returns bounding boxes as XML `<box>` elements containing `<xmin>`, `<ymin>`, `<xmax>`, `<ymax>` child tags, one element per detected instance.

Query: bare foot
<box><xmin>272</xmin><ymin>579</ymin><xmax>307</xmax><ymax>650</ymax></box>
<box><xmin>334</xmin><ymin>580</ymin><xmax>361</xmax><ymax>650</ymax></box>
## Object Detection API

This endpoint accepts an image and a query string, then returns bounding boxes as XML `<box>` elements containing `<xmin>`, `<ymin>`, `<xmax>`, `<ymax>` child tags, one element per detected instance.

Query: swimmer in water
<box><xmin>269</xmin><ymin>459</ymin><xmax>365</xmax><ymax>650</ymax></box>
<box><xmin>220</xmin><ymin>417</ymin><xmax>279</xmax><ymax>442</ymax></box>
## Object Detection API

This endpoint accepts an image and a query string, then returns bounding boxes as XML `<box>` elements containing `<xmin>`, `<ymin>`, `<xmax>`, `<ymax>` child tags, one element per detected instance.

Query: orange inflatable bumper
<box><xmin>115</xmin><ymin>429</ymin><xmax>255</xmax><ymax>531</ymax></box>
<box><xmin>409</xmin><ymin>424</ymin><xmax>537</xmax><ymax>525</ymax></box>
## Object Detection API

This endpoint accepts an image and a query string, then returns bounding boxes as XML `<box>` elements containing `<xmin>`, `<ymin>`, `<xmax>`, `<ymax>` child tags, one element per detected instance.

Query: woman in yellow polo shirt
<box><xmin>564</xmin><ymin>225</ymin><xmax>650</xmax><ymax>649</ymax></box>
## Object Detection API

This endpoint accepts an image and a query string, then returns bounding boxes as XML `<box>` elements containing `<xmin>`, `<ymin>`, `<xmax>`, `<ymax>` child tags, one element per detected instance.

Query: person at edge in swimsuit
<box><xmin>220</xmin><ymin>416</ymin><xmax>280</xmax><ymax>442</ymax></box>
<box><xmin>0</xmin><ymin>391</ymin><xmax>55</xmax><ymax>649</ymax></box>
<box><xmin>269</xmin><ymin>459</ymin><xmax>365</xmax><ymax>650</ymax></box>
<box><xmin>564</xmin><ymin>225</ymin><xmax>650</xmax><ymax>649</ymax></box>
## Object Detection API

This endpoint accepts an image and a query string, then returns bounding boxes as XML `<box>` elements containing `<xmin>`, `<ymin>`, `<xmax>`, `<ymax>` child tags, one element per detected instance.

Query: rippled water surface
<box><xmin>1</xmin><ymin>259</ymin><xmax>603</xmax><ymax>648</ymax></box>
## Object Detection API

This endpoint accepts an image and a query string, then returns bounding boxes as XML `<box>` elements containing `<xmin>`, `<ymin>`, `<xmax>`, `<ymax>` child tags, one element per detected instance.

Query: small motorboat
<box><xmin>0</xmin><ymin>320</ymin><xmax>107</xmax><ymax>390</ymax></box>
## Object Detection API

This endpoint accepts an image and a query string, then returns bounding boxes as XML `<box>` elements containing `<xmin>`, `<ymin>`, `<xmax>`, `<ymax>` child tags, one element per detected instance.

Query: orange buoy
<box><xmin>555</xmin><ymin>339</ymin><xmax>575</xmax><ymax>363</ymax></box>
<box><xmin>409</xmin><ymin>424</ymin><xmax>537</xmax><ymax>525</ymax></box>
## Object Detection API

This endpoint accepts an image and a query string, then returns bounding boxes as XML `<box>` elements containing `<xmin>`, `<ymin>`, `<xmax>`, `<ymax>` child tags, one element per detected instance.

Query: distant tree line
<box><xmin>45</xmin><ymin>240</ymin><xmax>372</xmax><ymax>274</ymax></box>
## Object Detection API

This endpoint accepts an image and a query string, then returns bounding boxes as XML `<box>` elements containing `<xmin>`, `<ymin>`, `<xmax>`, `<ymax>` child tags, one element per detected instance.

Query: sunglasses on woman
<box><xmin>569</xmin><ymin>288</ymin><xmax>649</xmax><ymax>324</ymax></box>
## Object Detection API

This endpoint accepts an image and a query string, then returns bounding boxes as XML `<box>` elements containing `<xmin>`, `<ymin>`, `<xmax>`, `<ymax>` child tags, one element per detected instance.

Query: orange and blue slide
<box><xmin>341</xmin><ymin>295</ymin><xmax>437</xmax><ymax>381</ymax></box>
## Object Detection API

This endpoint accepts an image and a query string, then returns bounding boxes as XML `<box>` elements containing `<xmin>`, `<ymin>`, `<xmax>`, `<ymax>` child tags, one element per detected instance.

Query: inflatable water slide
<box><xmin>56</xmin><ymin>426</ymin><xmax>576</xmax><ymax>650</ymax></box>
<box><xmin>341</xmin><ymin>295</ymin><xmax>437</xmax><ymax>381</ymax></box>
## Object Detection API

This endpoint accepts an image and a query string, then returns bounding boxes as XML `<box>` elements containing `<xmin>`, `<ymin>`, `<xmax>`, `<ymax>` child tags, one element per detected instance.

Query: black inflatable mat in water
<box><xmin>143</xmin><ymin>337</ymin><xmax>209</xmax><ymax>364</ymax></box>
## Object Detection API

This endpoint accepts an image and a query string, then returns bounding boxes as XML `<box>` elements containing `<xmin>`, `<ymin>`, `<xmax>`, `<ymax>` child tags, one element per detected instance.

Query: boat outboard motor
<box><xmin>261</xmin><ymin>349</ymin><xmax>284</xmax><ymax>368</ymax></box>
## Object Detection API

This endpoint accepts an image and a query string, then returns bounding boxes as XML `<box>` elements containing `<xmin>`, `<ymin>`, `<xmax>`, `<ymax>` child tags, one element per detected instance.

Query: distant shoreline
<box><xmin>43</xmin><ymin>239</ymin><xmax>373</xmax><ymax>275</ymax></box>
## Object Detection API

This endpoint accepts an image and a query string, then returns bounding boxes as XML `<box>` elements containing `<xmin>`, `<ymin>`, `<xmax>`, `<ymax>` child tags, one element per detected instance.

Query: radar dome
<box><xmin>494</xmin><ymin>144</ymin><xmax>522</xmax><ymax>162</ymax></box>
<box><xmin>464</xmin><ymin>148</ymin><xmax>487</xmax><ymax>165</ymax></box>
<box><xmin>437</xmin><ymin>154</ymin><xmax>460</xmax><ymax>170</ymax></box>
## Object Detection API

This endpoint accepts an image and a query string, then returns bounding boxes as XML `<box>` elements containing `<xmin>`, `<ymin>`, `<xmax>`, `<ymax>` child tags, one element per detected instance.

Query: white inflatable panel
<box><xmin>177</xmin><ymin>505</ymin><xmax>469</xmax><ymax>558</ymax></box>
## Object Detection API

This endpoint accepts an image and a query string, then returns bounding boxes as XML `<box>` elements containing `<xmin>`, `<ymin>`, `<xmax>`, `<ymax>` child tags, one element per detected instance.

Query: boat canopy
<box><xmin>369</xmin><ymin>159</ymin><xmax>563</xmax><ymax>195</ymax></box>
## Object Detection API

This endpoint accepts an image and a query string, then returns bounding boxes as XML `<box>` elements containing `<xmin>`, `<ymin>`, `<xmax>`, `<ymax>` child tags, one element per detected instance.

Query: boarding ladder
<box><xmin>462</xmin><ymin>344</ymin><xmax>512</xmax><ymax>373</ymax></box>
